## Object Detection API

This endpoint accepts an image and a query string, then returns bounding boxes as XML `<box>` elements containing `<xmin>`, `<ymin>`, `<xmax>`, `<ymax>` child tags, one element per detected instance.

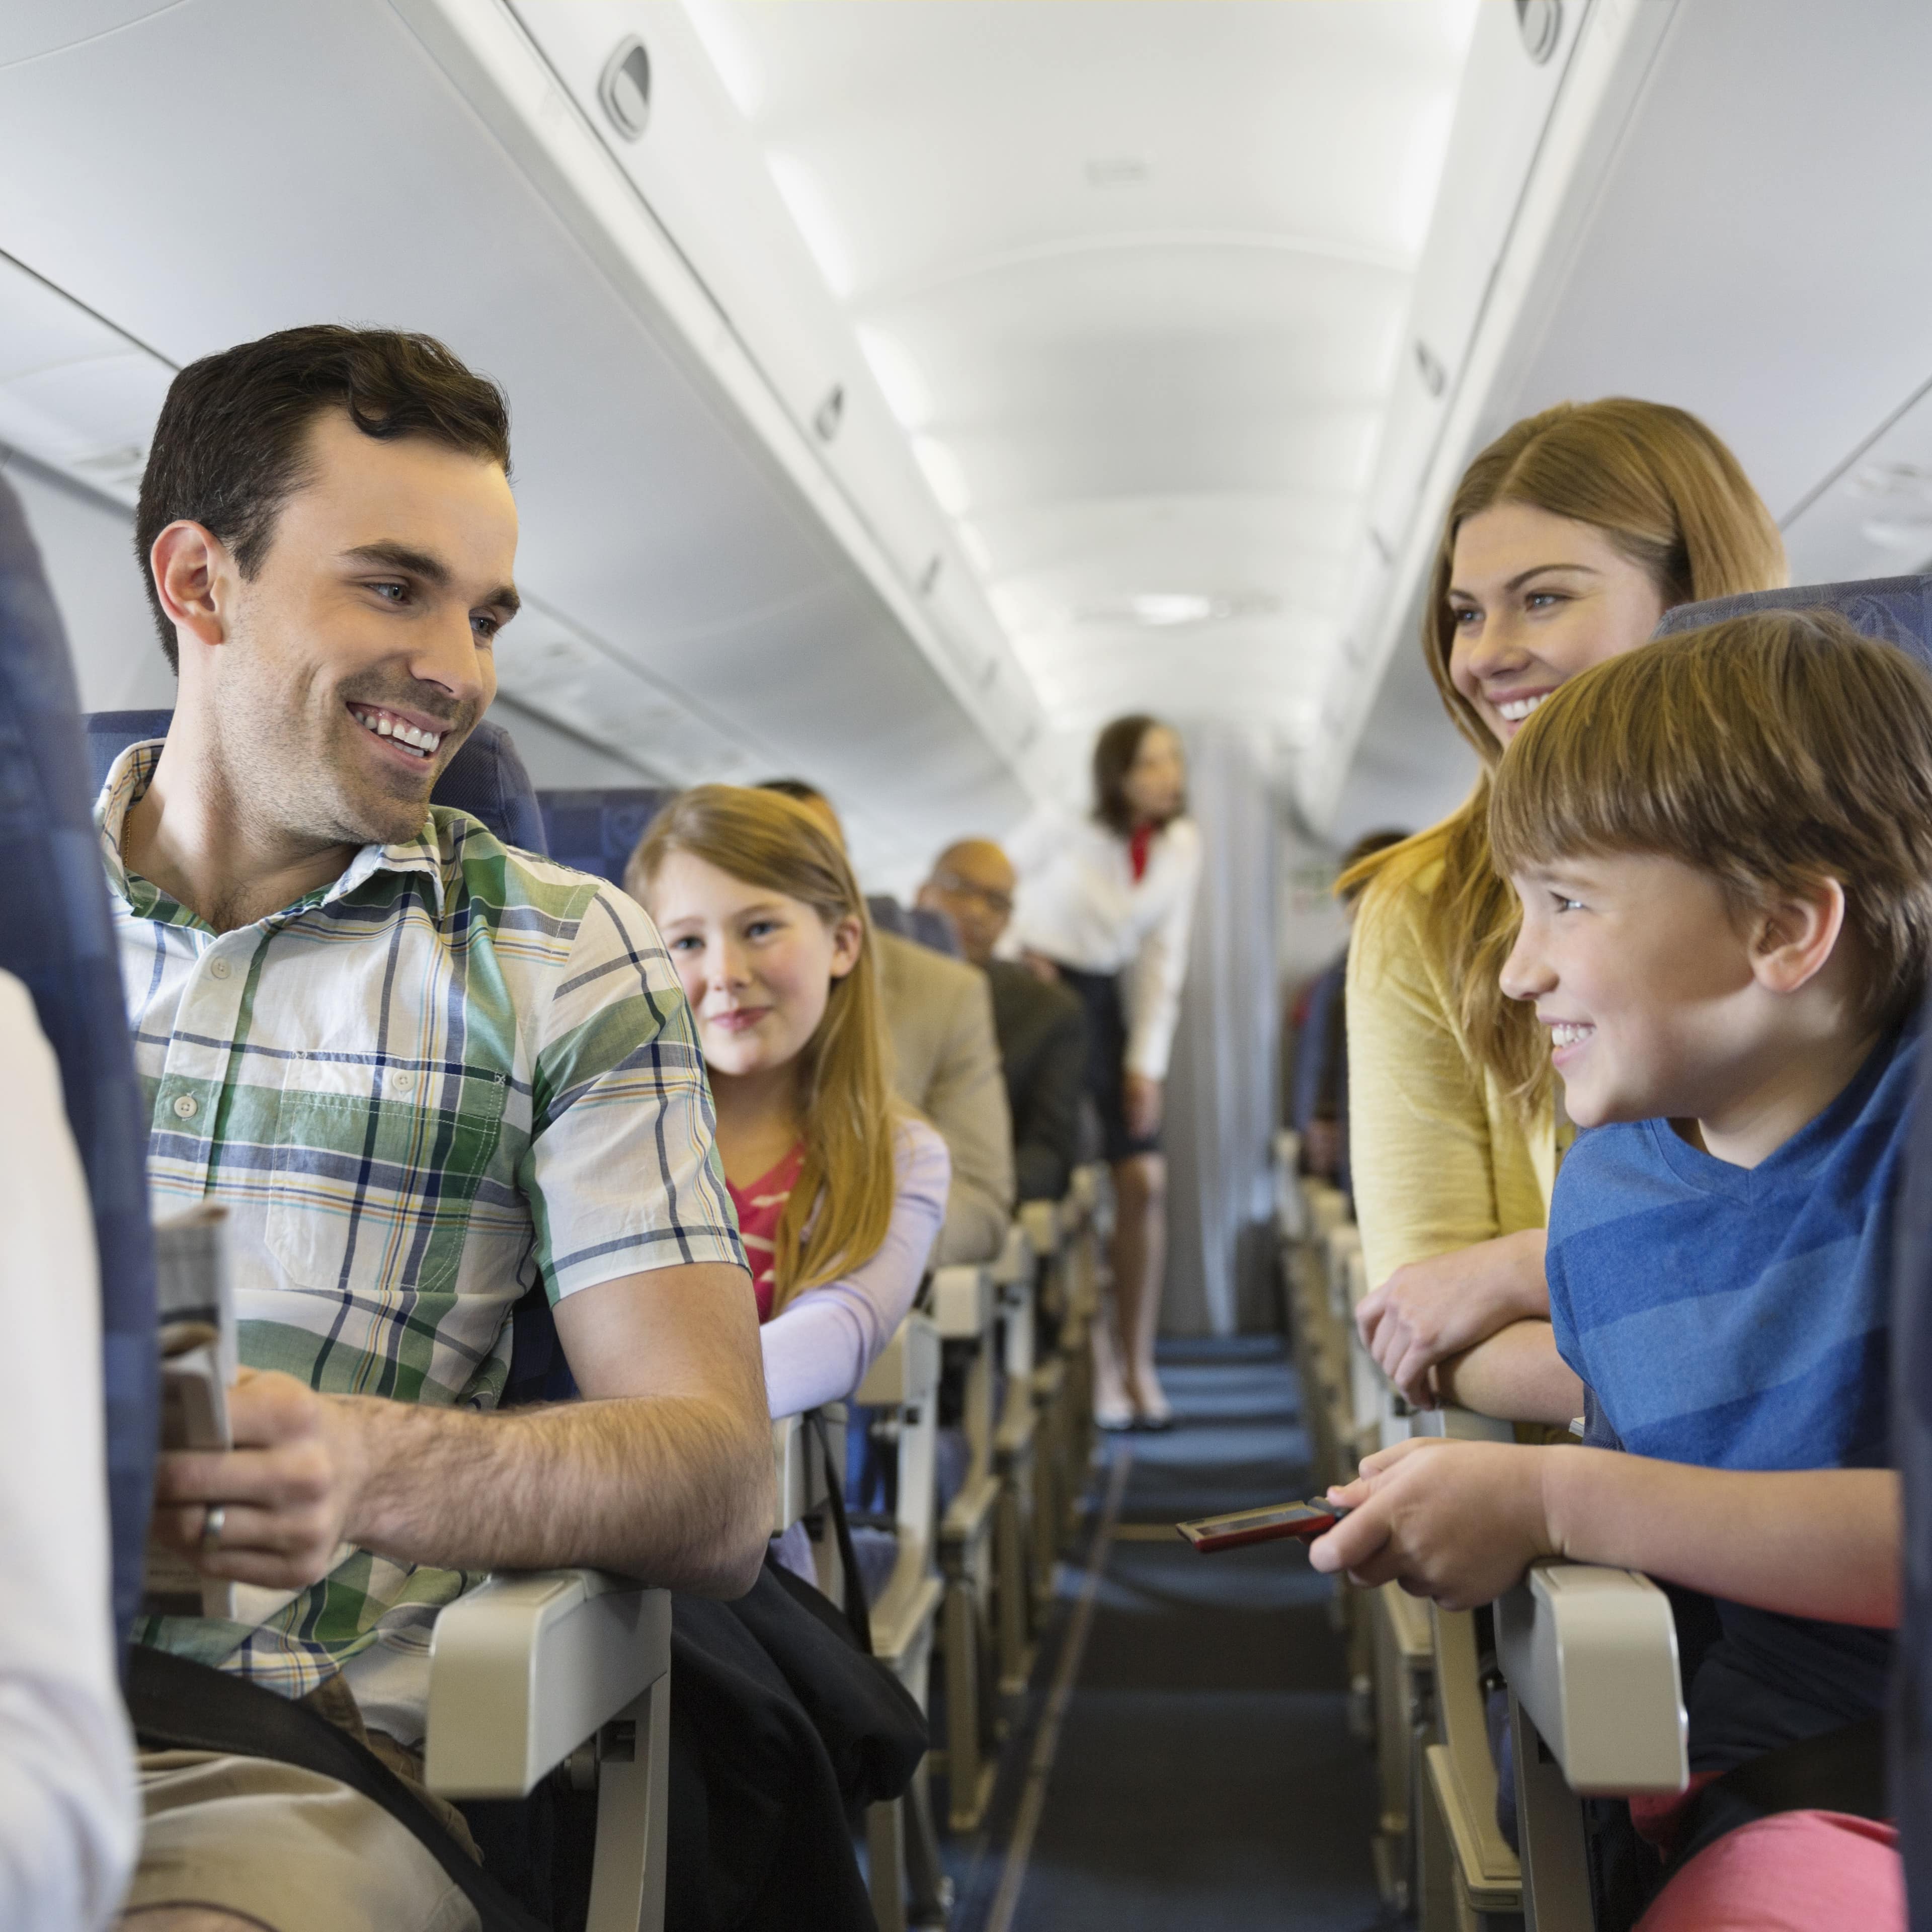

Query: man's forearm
<box><xmin>1543</xmin><ymin>1453</ymin><xmax>1900</xmax><ymax>1627</ymax></box>
<box><xmin>344</xmin><ymin>1389</ymin><xmax>769</xmax><ymax>1595</ymax></box>
<box><xmin>1435</xmin><ymin>1319</ymin><xmax>1583</xmax><ymax>1425</ymax></box>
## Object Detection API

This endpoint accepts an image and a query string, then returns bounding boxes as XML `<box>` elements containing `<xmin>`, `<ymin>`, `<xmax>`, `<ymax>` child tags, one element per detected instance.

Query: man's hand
<box><xmin>1124</xmin><ymin>1072</ymin><xmax>1164</xmax><ymax>1140</ymax></box>
<box><xmin>1020</xmin><ymin>949</ymin><xmax>1062</xmax><ymax>985</ymax></box>
<box><xmin>150</xmin><ymin>1369</ymin><xmax>371</xmax><ymax>1590</ymax></box>
<box><xmin>1307</xmin><ymin>1436</ymin><xmax>1559</xmax><ymax>1611</ymax></box>
<box><xmin>1355</xmin><ymin>1229</ymin><xmax>1549</xmax><ymax>1407</ymax></box>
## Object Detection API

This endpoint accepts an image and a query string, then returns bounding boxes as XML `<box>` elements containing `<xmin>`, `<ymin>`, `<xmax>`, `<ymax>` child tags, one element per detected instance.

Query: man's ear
<box><xmin>1748</xmin><ymin>876</ymin><xmax>1847</xmax><ymax>996</ymax></box>
<box><xmin>150</xmin><ymin>521</ymin><xmax>234</xmax><ymax>657</ymax></box>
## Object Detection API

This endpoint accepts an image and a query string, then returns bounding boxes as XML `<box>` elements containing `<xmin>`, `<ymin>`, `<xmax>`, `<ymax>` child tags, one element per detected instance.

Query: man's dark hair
<box><xmin>1337</xmin><ymin>827</ymin><xmax>1411</xmax><ymax>905</ymax></box>
<box><xmin>1092</xmin><ymin>713</ymin><xmax>1182</xmax><ymax>835</ymax></box>
<box><xmin>757</xmin><ymin>777</ymin><xmax>830</xmax><ymax>806</ymax></box>
<box><xmin>135</xmin><ymin>325</ymin><xmax>512</xmax><ymax>671</ymax></box>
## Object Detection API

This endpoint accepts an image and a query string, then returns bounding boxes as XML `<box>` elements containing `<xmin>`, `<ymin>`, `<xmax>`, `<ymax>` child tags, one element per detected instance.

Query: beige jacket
<box><xmin>876</xmin><ymin>931</ymin><xmax>1016</xmax><ymax>1267</ymax></box>
<box><xmin>1345</xmin><ymin>831</ymin><xmax>1567</xmax><ymax>1295</ymax></box>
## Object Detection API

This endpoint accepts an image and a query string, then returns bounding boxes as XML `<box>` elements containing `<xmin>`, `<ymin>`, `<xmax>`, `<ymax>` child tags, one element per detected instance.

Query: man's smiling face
<box><xmin>203</xmin><ymin>408</ymin><xmax>518</xmax><ymax>849</ymax></box>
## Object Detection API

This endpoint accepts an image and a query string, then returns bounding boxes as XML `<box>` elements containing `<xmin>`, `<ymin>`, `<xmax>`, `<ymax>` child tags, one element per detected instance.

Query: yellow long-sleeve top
<box><xmin>1345</xmin><ymin>829</ymin><xmax>1571</xmax><ymax>1293</ymax></box>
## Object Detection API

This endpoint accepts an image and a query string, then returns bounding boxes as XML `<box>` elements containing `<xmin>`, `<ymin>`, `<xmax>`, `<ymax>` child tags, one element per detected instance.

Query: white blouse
<box><xmin>1005</xmin><ymin>809</ymin><xmax>1202</xmax><ymax>1081</ymax></box>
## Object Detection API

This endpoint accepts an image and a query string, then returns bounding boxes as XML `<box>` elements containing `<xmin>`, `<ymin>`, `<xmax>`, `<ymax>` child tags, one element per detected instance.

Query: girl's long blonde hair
<box><xmin>626</xmin><ymin>785</ymin><xmax>898</xmax><ymax>1312</ymax></box>
<box><xmin>1342</xmin><ymin>398</ymin><xmax>1787</xmax><ymax>1105</ymax></box>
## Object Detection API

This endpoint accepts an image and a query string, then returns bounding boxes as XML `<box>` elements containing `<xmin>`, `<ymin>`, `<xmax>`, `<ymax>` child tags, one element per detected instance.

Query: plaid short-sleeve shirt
<box><xmin>101</xmin><ymin>743</ymin><xmax>744</xmax><ymax>1697</ymax></box>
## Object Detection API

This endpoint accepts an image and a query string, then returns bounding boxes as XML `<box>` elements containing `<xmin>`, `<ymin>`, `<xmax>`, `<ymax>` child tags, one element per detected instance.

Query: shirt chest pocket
<box><xmin>265</xmin><ymin>1060</ymin><xmax>510</xmax><ymax>1300</ymax></box>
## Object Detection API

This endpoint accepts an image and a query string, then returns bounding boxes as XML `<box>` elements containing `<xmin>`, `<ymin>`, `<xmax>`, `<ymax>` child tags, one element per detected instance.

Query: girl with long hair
<box><xmin>626</xmin><ymin>785</ymin><xmax>949</xmax><ymax>1417</ymax></box>
<box><xmin>1008</xmin><ymin>715</ymin><xmax>1202</xmax><ymax>1430</ymax></box>
<box><xmin>1345</xmin><ymin>398</ymin><xmax>1787</xmax><ymax>1412</ymax></box>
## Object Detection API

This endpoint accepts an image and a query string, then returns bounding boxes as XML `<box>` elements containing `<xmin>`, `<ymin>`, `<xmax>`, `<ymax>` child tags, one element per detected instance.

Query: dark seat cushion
<box><xmin>536</xmin><ymin>787</ymin><xmax>675</xmax><ymax>888</ymax></box>
<box><xmin>1655</xmin><ymin>573</ymin><xmax>1932</xmax><ymax>670</ymax></box>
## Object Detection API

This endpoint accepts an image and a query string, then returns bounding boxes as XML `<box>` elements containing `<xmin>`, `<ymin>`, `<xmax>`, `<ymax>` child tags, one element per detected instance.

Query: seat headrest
<box><xmin>867</xmin><ymin>894</ymin><xmax>910</xmax><ymax>939</ymax></box>
<box><xmin>0</xmin><ymin>480</ymin><xmax>158</xmax><ymax>1657</ymax></box>
<box><xmin>536</xmin><ymin>787</ymin><xmax>675</xmax><ymax>887</ymax></box>
<box><xmin>86</xmin><ymin>711</ymin><xmax>549</xmax><ymax>855</ymax></box>
<box><xmin>1655</xmin><ymin>573</ymin><xmax>1932</xmax><ymax>671</ymax></box>
<box><xmin>908</xmin><ymin>906</ymin><xmax>962</xmax><ymax>958</ymax></box>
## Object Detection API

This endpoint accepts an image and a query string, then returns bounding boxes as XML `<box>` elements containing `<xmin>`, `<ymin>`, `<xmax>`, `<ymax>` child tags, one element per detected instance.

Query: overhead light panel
<box><xmin>1081</xmin><ymin>592</ymin><xmax>1281</xmax><ymax>629</ymax></box>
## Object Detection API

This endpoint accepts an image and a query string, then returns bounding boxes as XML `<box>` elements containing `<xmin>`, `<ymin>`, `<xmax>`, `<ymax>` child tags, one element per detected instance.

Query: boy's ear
<box><xmin>1747</xmin><ymin>875</ymin><xmax>1847</xmax><ymax>996</ymax></box>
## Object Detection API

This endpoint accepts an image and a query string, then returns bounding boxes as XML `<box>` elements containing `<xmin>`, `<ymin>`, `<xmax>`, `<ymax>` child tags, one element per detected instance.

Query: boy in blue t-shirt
<box><xmin>1312</xmin><ymin>610</ymin><xmax>1932</xmax><ymax>1924</ymax></box>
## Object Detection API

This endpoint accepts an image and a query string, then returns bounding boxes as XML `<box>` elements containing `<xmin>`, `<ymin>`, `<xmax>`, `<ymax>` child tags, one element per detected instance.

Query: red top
<box><xmin>1128</xmin><ymin>821</ymin><xmax>1157</xmax><ymax>883</ymax></box>
<box><xmin>726</xmin><ymin>1142</ymin><xmax>806</xmax><ymax>1322</ymax></box>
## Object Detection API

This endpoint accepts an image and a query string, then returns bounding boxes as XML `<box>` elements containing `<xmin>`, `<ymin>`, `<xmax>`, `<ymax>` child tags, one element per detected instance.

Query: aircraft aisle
<box><xmin>946</xmin><ymin>1342</ymin><xmax>1381</xmax><ymax>1932</ymax></box>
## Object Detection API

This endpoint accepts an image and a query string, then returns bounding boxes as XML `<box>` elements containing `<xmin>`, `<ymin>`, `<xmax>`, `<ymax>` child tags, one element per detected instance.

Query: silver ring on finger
<box><xmin>201</xmin><ymin>1504</ymin><xmax>226</xmax><ymax>1554</ymax></box>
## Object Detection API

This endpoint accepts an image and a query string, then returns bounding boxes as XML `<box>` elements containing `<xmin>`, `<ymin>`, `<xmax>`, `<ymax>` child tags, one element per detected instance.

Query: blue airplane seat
<box><xmin>87</xmin><ymin>710</ymin><xmax>550</xmax><ymax>857</ymax></box>
<box><xmin>908</xmin><ymin>905</ymin><xmax>962</xmax><ymax>958</ymax></box>
<box><xmin>536</xmin><ymin>786</ymin><xmax>676</xmax><ymax>887</ymax></box>
<box><xmin>0</xmin><ymin>481</ymin><xmax>158</xmax><ymax>1658</ymax></box>
<box><xmin>1655</xmin><ymin>571</ymin><xmax>1932</xmax><ymax>669</ymax></box>
<box><xmin>866</xmin><ymin>894</ymin><xmax>908</xmax><ymax>938</ymax></box>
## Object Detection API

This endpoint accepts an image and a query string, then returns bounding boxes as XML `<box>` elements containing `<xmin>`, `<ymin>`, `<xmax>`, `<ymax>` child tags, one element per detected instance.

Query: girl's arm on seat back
<box><xmin>761</xmin><ymin>1120</ymin><xmax>950</xmax><ymax>1418</ymax></box>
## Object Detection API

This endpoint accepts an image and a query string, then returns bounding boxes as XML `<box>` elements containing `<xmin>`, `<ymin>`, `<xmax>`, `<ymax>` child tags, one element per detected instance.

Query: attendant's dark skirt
<box><xmin>1055</xmin><ymin>962</ymin><xmax>1162</xmax><ymax>1164</ymax></box>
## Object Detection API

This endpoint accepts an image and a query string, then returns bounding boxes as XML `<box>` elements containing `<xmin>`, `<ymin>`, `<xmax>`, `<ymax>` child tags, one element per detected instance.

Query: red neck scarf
<box><xmin>1129</xmin><ymin>822</ymin><xmax>1157</xmax><ymax>883</ymax></box>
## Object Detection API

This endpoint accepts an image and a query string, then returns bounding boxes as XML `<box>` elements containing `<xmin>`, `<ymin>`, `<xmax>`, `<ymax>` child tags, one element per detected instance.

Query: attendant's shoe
<box><xmin>1094</xmin><ymin>1396</ymin><xmax>1137</xmax><ymax>1432</ymax></box>
<box><xmin>1131</xmin><ymin>1384</ymin><xmax>1175</xmax><ymax>1432</ymax></box>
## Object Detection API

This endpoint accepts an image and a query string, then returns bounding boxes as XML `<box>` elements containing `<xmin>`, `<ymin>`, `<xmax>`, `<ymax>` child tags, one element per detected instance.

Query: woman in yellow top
<box><xmin>1346</xmin><ymin>398</ymin><xmax>1786</xmax><ymax>1413</ymax></box>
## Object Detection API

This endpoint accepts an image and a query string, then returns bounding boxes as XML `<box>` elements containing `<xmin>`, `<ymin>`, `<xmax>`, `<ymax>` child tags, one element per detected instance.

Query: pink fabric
<box><xmin>725</xmin><ymin>1142</ymin><xmax>805</xmax><ymax>1323</ymax></box>
<box><xmin>1633</xmin><ymin>1810</ymin><xmax>1901</xmax><ymax>1932</ymax></box>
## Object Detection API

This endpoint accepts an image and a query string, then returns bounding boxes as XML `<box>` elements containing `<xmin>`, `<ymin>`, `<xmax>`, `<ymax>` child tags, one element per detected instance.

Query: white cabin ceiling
<box><xmin>684</xmin><ymin>0</ymin><xmax>1479</xmax><ymax>753</ymax></box>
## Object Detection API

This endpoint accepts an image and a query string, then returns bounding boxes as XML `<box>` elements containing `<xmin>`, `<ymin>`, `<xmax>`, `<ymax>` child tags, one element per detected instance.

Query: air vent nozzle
<box><xmin>599</xmin><ymin>38</ymin><xmax>652</xmax><ymax>140</ymax></box>
<box><xmin>1515</xmin><ymin>0</ymin><xmax>1562</xmax><ymax>64</ymax></box>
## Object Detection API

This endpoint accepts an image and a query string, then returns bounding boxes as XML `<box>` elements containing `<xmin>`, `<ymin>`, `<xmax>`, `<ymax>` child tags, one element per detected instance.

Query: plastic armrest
<box><xmin>424</xmin><ymin>1571</ymin><xmax>671</xmax><ymax>1800</ymax></box>
<box><xmin>856</xmin><ymin>1313</ymin><xmax>941</xmax><ymax>1406</ymax></box>
<box><xmin>1497</xmin><ymin>1561</ymin><xmax>1687</xmax><ymax>1796</ymax></box>
<box><xmin>1018</xmin><ymin>1199</ymin><xmax>1060</xmax><ymax>1260</ymax></box>
<box><xmin>930</xmin><ymin>1264</ymin><xmax>994</xmax><ymax>1340</ymax></box>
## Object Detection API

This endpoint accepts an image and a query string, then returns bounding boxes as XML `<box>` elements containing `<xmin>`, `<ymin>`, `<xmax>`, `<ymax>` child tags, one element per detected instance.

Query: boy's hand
<box><xmin>150</xmin><ymin>1368</ymin><xmax>373</xmax><ymax>1590</ymax></box>
<box><xmin>1307</xmin><ymin>1436</ymin><xmax>1560</xmax><ymax>1611</ymax></box>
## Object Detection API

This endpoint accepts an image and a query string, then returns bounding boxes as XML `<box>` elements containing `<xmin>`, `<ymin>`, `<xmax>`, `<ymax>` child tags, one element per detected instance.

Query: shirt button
<box><xmin>208</xmin><ymin>957</ymin><xmax>231</xmax><ymax>981</ymax></box>
<box><xmin>172</xmin><ymin>1094</ymin><xmax>198</xmax><ymax>1119</ymax></box>
<box><xmin>389</xmin><ymin>1070</ymin><xmax>416</xmax><ymax>1094</ymax></box>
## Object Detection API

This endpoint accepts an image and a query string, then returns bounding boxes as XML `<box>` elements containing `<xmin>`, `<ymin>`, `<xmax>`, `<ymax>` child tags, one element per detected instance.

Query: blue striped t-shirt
<box><xmin>1546</xmin><ymin>1020</ymin><xmax>1916</xmax><ymax>1770</ymax></box>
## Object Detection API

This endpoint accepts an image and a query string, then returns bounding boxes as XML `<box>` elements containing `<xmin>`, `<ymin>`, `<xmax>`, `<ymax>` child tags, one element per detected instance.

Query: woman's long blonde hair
<box><xmin>1343</xmin><ymin>398</ymin><xmax>1787</xmax><ymax>1105</ymax></box>
<box><xmin>626</xmin><ymin>785</ymin><xmax>898</xmax><ymax>1312</ymax></box>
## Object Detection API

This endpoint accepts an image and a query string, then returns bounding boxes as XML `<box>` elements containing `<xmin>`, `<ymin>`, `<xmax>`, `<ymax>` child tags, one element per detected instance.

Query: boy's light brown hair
<box><xmin>1491</xmin><ymin>609</ymin><xmax>1932</xmax><ymax>1032</ymax></box>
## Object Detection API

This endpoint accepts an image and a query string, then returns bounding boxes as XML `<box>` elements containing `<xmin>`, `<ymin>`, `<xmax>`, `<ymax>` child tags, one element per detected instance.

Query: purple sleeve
<box><xmin>761</xmin><ymin>1118</ymin><xmax>952</xmax><ymax>1417</ymax></box>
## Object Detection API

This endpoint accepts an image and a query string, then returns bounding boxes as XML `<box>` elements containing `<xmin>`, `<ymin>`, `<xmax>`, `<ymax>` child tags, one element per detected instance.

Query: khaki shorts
<box><xmin>122</xmin><ymin>1674</ymin><xmax>482</xmax><ymax>1932</ymax></box>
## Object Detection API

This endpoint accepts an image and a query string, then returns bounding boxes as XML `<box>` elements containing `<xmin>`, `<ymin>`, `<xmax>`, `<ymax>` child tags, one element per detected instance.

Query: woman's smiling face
<box><xmin>1446</xmin><ymin>502</ymin><xmax>1668</xmax><ymax>749</ymax></box>
<box><xmin>646</xmin><ymin>848</ymin><xmax>862</xmax><ymax>1081</ymax></box>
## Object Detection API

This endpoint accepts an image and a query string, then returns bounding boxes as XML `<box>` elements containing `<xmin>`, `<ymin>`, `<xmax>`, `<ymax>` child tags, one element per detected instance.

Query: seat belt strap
<box><xmin>127</xmin><ymin>1645</ymin><xmax>549</xmax><ymax>1932</ymax></box>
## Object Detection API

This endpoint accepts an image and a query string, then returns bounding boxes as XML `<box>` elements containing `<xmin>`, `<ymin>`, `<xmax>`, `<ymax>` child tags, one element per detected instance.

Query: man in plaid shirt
<box><xmin>111</xmin><ymin>327</ymin><xmax>767</xmax><ymax>1932</ymax></box>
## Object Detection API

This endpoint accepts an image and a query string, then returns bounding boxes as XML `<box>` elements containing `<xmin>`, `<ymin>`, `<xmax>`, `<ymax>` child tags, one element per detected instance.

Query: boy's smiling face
<box><xmin>1501</xmin><ymin>851</ymin><xmax>1774</xmax><ymax>1132</ymax></box>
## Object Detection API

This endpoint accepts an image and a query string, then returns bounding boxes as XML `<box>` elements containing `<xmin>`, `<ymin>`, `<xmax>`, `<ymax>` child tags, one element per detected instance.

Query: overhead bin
<box><xmin>0</xmin><ymin>0</ymin><xmax>1042</xmax><ymax>876</ymax></box>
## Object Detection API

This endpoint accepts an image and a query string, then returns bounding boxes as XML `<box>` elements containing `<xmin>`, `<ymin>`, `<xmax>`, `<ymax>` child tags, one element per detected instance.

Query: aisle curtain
<box><xmin>1159</xmin><ymin>723</ymin><xmax>1280</xmax><ymax>1335</ymax></box>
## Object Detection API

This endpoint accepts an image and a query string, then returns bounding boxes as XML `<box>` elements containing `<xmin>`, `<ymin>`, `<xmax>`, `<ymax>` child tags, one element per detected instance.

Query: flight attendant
<box><xmin>1345</xmin><ymin>399</ymin><xmax>1788</xmax><ymax>1414</ymax></box>
<box><xmin>1009</xmin><ymin>716</ymin><xmax>1201</xmax><ymax>1430</ymax></box>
